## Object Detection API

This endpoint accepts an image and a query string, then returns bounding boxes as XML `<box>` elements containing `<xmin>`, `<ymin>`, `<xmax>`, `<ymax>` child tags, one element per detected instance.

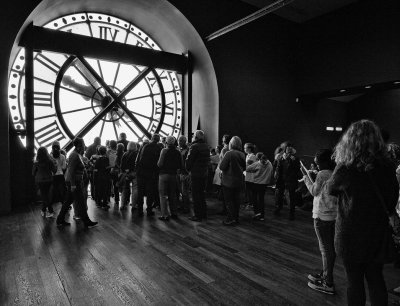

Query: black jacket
<box><xmin>186</xmin><ymin>140</ymin><xmax>210</xmax><ymax>178</ymax></box>
<box><xmin>136</xmin><ymin>142</ymin><xmax>162</xmax><ymax>178</ymax></box>
<box><xmin>327</xmin><ymin>160</ymin><xmax>398</xmax><ymax>262</ymax></box>
<box><xmin>274</xmin><ymin>154</ymin><xmax>301</xmax><ymax>189</ymax></box>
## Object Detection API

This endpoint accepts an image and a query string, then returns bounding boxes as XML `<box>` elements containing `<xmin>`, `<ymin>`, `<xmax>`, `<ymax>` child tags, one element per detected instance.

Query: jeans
<box><xmin>52</xmin><ymin>175</ymin><xmax>66</xmax><ymax>204</ymax></box>
<box><xmin>121</xmin><ymin>178</ymin><xmax>132</xmax><ymax>208</ymax></box>
<box><xmin>246</xmin><ymin>181</ymin><xmax>255</xmax><ymax>205</ymax></box>
<box><xmin>178</xmin><ymin>174</ymin><xmax>191</xmax><ymax>211</ymax></box>
<box><xmin>223</xmin><ymin>186</ymin><xmax>242</xmax><ymax>222</ymax></box>
<box><xmin>314</xmin><ymin>218</ymin><xmax>336</xmax><ymax>285</ymax></box>
<box><xmin>191</xmin><ymin>176</ymin><xmax>207</xmax><ymax>218</ymax></box>
<box><xmin>130</xmin><ymin>178</ymin><xmax>138</xmax><ymax>207</ymax></box>
<box><xmin>137</xmin><ymin>175</ymin><xmax>157</xmax><ymax>213</ymax></box>
<box><xmin>251</xmin><ymin>183</ymin><xmax>266</xmax><ymax>217</ymax></box>
<box><xmin>38</xmin><ymin>181</ymin><xmax>54</xmax><ymax>213</ymax></box>
<box><xmin>275</xmin><ymin>185</ymin><xmax>296</xmax><ymax>216</ymax></box>
<box><xmin>159</xmin><ymin>174</ymin><xmax>178</xmax><ymax>217</ymax></box>
<box><xmin>111</xmin><ymin>172</ymin><xmax>119</xmax><ymax>203</ymax></box>
<box><xmin>58</xmin><ymin>181</ymin><xmax>91</xmax><ymax>224</ymax></box>
<box><xmin>343</xmin><ymin>261</ymin><xmax>387</xmax><ymax>306</ymax></box>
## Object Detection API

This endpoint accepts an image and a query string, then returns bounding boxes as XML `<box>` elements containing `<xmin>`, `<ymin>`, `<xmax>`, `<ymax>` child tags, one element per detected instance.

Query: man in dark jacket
<box><xmin>85</xmin><ymin>136</ymin><xmax>101</xmax><ymax>200</ymax></box>
<box><xmin>135</xmin><ymin>134</ymin><xmax>162</xmax><ymax>216</ymax></box>
<box><xmin>178</xmin><ymin>135</ymin><xmax>190</xmax><ymax>213</ymax></box>
<box><xmin>186</xmin><ymin>130</ymin><xmax>210</xmax><ymax>221</ymax></box>
<box><xmin>274</xmin><ymin>144</ymin><xmax>301</xmax><ymax>220</ymax></box>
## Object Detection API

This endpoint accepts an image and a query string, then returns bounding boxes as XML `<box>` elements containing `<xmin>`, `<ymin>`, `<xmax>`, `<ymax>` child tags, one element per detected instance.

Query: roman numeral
<box><xmin>34</xmin><ymin>91</ymin><xmax>52</xmax><ymax>107</ymax></box>
<box><xmin>35</xmin><ymin>121</ymin><xmax>65</xmax><ymax>148</ymax></box>
<box><xmin>147</xmin><ymin>71</ymin><xmax>168</xmax><ymax>88</ymax></box>
<box><xmin>150</xmin><ymin>123</ymin><xmax>157</xmax><ymax>134</ymax></box>
<box><xmin>155</xmin><ymin>101</ymin><xmax>174</xmax><ymax>116</ymax></box>
<box><xmin>35</xmin><ymin>53</ymin><xmax>61</xmax><ymax>74</ymax></box>
<box><xmin>99</xmin><ymin>26</ymin><xmax>119</xmax><ymax>41</ymax></box>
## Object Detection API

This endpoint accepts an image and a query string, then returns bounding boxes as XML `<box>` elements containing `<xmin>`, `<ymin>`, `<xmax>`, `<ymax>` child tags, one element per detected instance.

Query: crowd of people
<box><xmin>32</xmin><ymin>121</ymin><xmax>400</xmax><ymax>305</ymax></box>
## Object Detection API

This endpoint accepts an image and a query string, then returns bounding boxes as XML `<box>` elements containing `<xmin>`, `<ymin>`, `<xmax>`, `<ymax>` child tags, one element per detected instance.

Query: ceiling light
<box><xmin>326</xmin><ymin>127</ymin><xmax>334</xmax><ymax>131</ymax></box>
<box><xmin>365</xmin><ymin>85</ymin><xmax>371</xmax><ymax>89</ymax></box>
<box><xmin>394</xmin><ymin>81</ymin><xmax>400</xmax><ymax>85</ymax></box>
<box><xmin>335</xmin><ymin>127</ymin><xmax>343</xmax><ymax>131</ymax></box>
<box><xmin>340</xmin><ymin>89</ymin><xmax>346</xmax><ymax>93</ymax></box>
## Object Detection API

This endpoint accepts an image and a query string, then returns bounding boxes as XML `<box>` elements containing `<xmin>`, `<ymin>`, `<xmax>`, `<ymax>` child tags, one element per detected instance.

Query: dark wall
<box><xmin>296</xmin><ymin>0</ymin><xmax>400</xmax><ymax>95</ymax></box>
<box><xmin>294</xmin><ymin>98</ymin><xmax>348</xmax><ymax>157</ymax></box>
<box><xmin>170</xmin><ymin>0</ymin><xmax>298</xmax><ymax>159</ymax></box>
<box><xmin>348</xmin><ymin>89</ymin><xmax>400</xmax><ymax>145</ymax></box>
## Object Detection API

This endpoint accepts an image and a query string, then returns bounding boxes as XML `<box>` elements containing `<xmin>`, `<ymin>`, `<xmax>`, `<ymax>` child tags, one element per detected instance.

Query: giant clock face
<box><xmin>8</xmin><ymin>12</ymin><xmax>183</xmax><ymax>150</ymax></box>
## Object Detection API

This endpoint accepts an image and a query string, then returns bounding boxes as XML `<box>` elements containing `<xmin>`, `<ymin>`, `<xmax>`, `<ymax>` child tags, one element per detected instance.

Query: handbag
<box><xmin>368</xmin><ymin>173</ymin><xmax>399</xmax><ymax>263</ymax></box>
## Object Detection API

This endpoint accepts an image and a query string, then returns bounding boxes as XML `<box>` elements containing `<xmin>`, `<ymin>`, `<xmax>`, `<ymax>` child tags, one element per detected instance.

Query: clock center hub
<box><xmin>91</xmin><ymin>85</ymin><xmax>126</xmax><ymax>122</ymax></box>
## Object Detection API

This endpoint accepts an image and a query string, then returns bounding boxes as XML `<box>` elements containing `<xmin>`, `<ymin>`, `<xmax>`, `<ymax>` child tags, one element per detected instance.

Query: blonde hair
<box><xmin>333</xmin><ymin>119</ymin><xmax>386</xmax><ymax>170</ymax></box>
<box><xmin>229</xmin><ymin>136</ymin><xmax>242</xmax><ymax>151</ymax></box>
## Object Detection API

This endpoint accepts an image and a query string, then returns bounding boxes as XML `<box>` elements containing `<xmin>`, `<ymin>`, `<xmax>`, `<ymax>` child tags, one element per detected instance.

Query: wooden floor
<box><xmin>1</xmin><ymin>193</ymin><xmax>399</xmax><ymax>306</ymax></box>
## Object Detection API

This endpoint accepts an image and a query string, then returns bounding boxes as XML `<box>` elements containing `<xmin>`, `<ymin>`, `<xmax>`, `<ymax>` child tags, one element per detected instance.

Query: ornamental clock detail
<box><xmin>8</xmin><ymin>12</ymin><xmax>183</xmax><ymax>150</ymax></box>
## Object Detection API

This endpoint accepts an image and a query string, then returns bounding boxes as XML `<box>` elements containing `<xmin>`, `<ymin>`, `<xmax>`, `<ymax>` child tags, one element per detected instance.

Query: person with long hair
<box><xmin>327</xmin><ymin>120</ymin><xmax>399</xmax><ymax>305</ymax></box>
<box><xmin>304</xmin><ymin>149</ymin><xmax>337</xmax><ymax>295</ymax></box>
<box><xmin>120</xmin><ymin>141</ymin><xmax>138</xmax><ymax>210</ymax></box>
<box><xmin>32</xmin><ymin>147</ymin><xmax>57</xmax><ymax>218</ymax></box>
<box><xmin>219</xmin><ymin>136</ymin><xmax>246</xmax><ymax>226</ymax></box>
<box><xmin>50</xmin><ymin>141</ymin><xmax>67</xmax><ymax>207</ymax></box>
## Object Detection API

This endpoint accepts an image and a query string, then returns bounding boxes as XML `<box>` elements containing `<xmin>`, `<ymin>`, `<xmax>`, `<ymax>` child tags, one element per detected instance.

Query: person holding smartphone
<box><xmin>303</xmin><ymin>149</ymin><xmax>337</xmax><ymax>295</ymax></box>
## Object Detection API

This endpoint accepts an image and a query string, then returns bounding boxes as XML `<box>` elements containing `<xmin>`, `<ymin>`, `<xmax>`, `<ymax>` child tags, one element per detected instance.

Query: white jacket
<box><xmin>246</xmin><ymin>160</ymin><xmax>273</xmax><ymax>185</ymax></box>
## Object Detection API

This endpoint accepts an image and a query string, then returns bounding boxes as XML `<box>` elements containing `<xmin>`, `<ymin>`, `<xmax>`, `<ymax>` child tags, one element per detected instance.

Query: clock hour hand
<box><xmin>62</xmin><ymin>75</ymin><xmax>103</xmax><ymax>102</ymax></box>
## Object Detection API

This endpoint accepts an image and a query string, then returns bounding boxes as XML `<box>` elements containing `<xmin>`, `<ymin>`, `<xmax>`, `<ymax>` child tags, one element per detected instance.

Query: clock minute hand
<box><xmin>76</xmin><ymin>56</ymin><xmax>152</xmax><ymax>139</ymax></box>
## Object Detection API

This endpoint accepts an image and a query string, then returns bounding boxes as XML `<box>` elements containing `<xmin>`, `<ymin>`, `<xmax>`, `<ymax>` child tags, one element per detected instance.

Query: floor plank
<box><xmin>0</xmin><ymin>193</ymin><xmax>399</xmax><ymax>305</ymax></box>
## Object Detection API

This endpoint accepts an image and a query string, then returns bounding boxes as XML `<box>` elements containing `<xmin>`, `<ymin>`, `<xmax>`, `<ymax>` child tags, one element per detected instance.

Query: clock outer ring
<box><xmin>54</xmin><ymin>55</ymin><xmax>167</xmax><ymax>143</ymax></box>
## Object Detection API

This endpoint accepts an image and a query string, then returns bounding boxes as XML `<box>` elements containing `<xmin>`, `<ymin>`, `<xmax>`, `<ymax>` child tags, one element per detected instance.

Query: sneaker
<box><xmin>46</xmin><ymin>212</ymin><xmax>55</xmax><ymax>218</ymax></box>
<box><xmin>222</xmin><ymin>219</ymin><xmax>237</xmax><ymax>226</ymax></box>
<box><xmin>308</xmin><ymin>272</ymin><xmax>323</xmax><ymax>283</ymax></box>
<box><xmin>253</xmin><ymin>213</ymin><xmax>261</xmax><ymax>220</ymax></box>
<box><xmin>308</xmin><ymin>280</ymin><xmax>335</xmax><ymax>295</ymax></box>
<box><xmin>158</xmin><ymin>216</ymin><xmax>170</xmax><ymax>221</ymax></box>
<box><xmin>41</xmin><ymin>211</ymin><xmax>46</xmax><ymax>217</ymax></box>
<box><xmin>85</xmin><ymin>221</ymin><xmax>98</xmax><ymax>228</ymax></box>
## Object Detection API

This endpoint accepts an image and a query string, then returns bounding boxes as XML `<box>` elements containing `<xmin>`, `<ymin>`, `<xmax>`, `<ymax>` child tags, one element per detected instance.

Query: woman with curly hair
<box><xmin>32</xmin><ymin>147</ymin><xmax>57</xmax><ymax>217</ymax></box>
<box><xmin>327</xmin><ymin>119</ymin><xmax>398</xmax><ymax>305</ymax></box>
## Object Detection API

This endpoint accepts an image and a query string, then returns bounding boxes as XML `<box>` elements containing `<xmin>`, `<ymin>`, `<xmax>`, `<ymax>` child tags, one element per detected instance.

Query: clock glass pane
<box><xmin>8</xmin><ymin>12</ymin><xmax>183</xmax><ymax>150</ymax></box>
